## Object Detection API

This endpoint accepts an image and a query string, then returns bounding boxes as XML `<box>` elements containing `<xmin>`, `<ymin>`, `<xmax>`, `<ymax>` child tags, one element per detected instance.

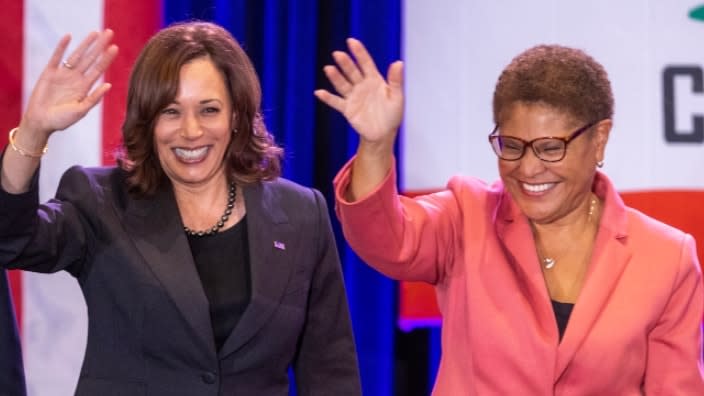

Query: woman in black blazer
<box><xmin>0</xmin><ymin>21</ymin><xmax>361</xmax><ymax>395</ymax></box>
<box><xmin>0</xmin><ymin>270</ymin><xmax>25</xmax><ymax>396</ymax></box>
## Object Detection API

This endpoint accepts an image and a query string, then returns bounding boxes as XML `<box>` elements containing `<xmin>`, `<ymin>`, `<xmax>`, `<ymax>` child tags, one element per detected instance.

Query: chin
<box><xmin>517</xmin><ymin>203</ymin><xmax>554</xmax><ymax>223</ymax></box>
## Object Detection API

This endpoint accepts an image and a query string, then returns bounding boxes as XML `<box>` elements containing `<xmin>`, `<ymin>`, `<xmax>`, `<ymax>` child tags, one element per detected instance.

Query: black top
<box><xmin>188</xmin><ymin>216</ymin><xmax>251</xmax><ymax>351</ymax></box>
<box><xmin>551</xmin><ymin>300</ymin><xmax>574</xmax><ymax>341</ymax></box>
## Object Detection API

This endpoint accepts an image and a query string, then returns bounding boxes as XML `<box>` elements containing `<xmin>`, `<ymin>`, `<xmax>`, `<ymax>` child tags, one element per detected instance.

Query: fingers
<box><xmin>386</xmin><ymin>61</ymin><xmax>403</xmax><ymax>91</ymax></box>
<box><xmin>320</xmin><ymin>38</ymin><xmax>381</xmax><ymax>98</ymax></box>
<box><xmin>84</xmin><ymin>44</ymin><xmax>119</xmax><ymax>83</ymax></box>
<box><xmin>322</xmin><ymin>38</ymin><xmax>388</xmax><ymax>92</ymax></box>
<box><xmin>62</xmin><ymin>31</ymin><xmax>100</xmax><ymax>71</ymax></box>
<box><xmin>322</xmin><ymin>65</ymin><xmax>353</xmax><ymax>96</ymax></box>
<box><xmin>346</xmin><ymin>38</ymin><xmax>380</xmax><ymax>79</ymax></box>
<box><xmin>82</xmin><ymin>82</ymin><xmax>113</xmax><ymax>110</ymax></box>
<box><xmin>75</xmin><ymin>29</ymin><xmax>114</xmax><ymax>74</ymax></box>
<box><xmin>57</xmin><ymin>29</ymin><xmax>119</xmax><ymax>95</ymax></box>
<box><xmin>332</xmin><ymin>50</ymin><xmax>363</xmax><ymax>84</ymax></box>
<box><xmin>313</xmin><ymin>89</ymin><xmax>345</xmax><ymax>113</ymax></box>
<box><xmin>326</xmin><ymin>38</ymin><xmax>381</xmax><ymax>85</ymax></box>
<box><xmin>70</xmin><ymin>82</ymin><xmax>113</xmax><ymax>122</ymax></box>
<box><xmin>47</xmin><ymin>35</ymin><xmax>72</xmax><ymax>69</ymax></box>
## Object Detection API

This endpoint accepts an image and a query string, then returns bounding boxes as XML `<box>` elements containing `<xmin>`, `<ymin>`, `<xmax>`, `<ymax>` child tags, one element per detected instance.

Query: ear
<box><xmin>593</xmin><ymin>119</ymin><xmax>612</xmax><ymax>164</ymax></box>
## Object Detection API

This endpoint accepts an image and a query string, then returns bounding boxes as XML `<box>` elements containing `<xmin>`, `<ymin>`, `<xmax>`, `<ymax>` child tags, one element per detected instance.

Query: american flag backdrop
<box><xmin>1</xmin><ymin>1</ymin><xmax>160</xmax><ymax>394</ymax></box>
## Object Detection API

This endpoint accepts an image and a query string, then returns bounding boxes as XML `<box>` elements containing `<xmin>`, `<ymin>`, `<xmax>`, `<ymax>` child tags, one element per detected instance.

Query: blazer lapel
<box><xmin>494</xmin><ymin>188</ymin><xmax>557</xmax><ymax>339</ymax></box>
<box><xmin>122</xmin><ymin>185</ymin><xmax>216</xmax><ymax>355</ymax></box>
<box><xmin>219</xmin><ymin>181</ymin><xmax>294</xmax><ymax>358</ymax></box>
<box><xmin>555</xmin><ymin>172</ymin><xmax>632</xmax><ymax>379</ymax></box>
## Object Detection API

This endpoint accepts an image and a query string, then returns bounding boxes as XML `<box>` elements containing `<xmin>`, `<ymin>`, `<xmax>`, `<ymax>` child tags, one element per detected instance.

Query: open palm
<box><xmin>21</xmin><ymin>30</ymin><xmax>118</xmax><ymax>137</ymax></box>
<box><xmin>315</xmin><ymin>38</ymin><xmax>403</xmax><ymax>145</ymax></box>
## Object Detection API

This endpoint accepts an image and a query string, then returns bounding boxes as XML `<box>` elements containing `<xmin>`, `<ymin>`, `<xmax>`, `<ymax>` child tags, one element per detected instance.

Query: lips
<box><xmin>173</xmin><ymin>146</ymin><xmax>209</xmax><ymax>162</ymax></box>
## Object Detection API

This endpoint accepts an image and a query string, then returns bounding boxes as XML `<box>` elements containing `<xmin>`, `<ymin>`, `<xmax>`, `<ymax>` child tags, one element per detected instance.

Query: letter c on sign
<box><xmin>663</xmin><ymin>66</ymin><xmax>703</xmax><ymax>143</ymax></box>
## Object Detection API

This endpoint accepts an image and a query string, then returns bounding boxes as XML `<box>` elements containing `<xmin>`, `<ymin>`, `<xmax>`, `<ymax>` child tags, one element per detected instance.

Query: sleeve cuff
<box><xmin>332</xmin><ymin>155</ymin><xmax>397</xmax><ymax>208</ymax></box>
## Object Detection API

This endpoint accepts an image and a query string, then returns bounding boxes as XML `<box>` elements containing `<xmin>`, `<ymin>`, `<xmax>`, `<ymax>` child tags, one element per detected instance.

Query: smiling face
<box><xmin>497</xmin><ymin>102</ymin><xmax>610</xmax><ymax>225</ymax></box>
<box><xmin>153</xmin><ymin>56</ymin><xmax>234</xmax><ymax>190</ymax></box>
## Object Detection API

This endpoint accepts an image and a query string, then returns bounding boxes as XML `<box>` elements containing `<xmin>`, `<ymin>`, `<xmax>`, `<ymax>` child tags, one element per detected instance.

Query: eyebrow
<box><xmin>169</xmin><ymin>98</ymin><xmax>224</xmax><ymax>105</ymax></box>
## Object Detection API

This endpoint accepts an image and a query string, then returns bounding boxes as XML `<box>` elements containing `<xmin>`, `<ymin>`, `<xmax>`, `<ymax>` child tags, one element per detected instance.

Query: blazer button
<box><xmin>201</xmin><ymin>372</ymin><xmax>217</xmax><ymax>384</ymax></box>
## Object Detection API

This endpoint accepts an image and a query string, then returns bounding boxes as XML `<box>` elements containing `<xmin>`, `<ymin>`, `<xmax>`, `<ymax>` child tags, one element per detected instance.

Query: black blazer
<box><xmin>0</xmin><ymin>165</ymin><xmax>361</xmax><ymax>396</ymax></box>
<box><xmin>0</xmin><ymin>270</ymin><xmax>26</xmax><ymax>396</ymax></box>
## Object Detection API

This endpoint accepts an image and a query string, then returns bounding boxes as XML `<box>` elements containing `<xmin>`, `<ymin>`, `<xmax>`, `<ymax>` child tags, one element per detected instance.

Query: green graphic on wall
<box><xmin>690</xmin><ymin>5</ymin><xmax>704</xmax><ymax>21</ymax></box>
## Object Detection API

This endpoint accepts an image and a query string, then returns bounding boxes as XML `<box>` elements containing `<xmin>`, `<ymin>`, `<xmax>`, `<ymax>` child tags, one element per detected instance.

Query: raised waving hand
<box><xmin>315</xmin><ymin>39</ymin><xmax>403</xmax><ymax>199</ymax></box>
<box><xmin>23</xmin><ymin>29</ymin><xmax>118</xmax><ymax>137</ymax></box>
<box><xmin>2</xmin><ymin>30</ymin><xmax>118</xmax><ymax>193</ymax></box>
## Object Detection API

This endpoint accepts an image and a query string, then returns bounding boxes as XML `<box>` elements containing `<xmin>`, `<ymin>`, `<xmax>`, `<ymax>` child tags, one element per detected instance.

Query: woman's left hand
<box><xmin>315</xmin><ymin>38</ymin><xmax>404</xmax><ymax>147</ymax></box>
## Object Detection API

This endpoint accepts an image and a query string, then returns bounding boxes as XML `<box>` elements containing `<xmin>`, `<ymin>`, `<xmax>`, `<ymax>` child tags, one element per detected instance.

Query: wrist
<box><xmin>8</xmin><ymin>127</ymin><xmax>49</xmax><ymax>158</ymax></box>
<box><xmin>357</xmin><ymin>136</ymin><xmax>395</xmax><ymax>157</ymax></box>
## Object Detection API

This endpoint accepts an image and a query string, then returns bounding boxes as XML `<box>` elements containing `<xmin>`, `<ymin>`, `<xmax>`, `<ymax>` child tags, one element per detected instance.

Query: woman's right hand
<box><xmin>2</xmin><ymin>30</ymin><xmax>118</xmax><ymax>194</ymax></box>
<box><xmin>315</xmin><ymin>38</ymin><xmax>404</xmax><ymax>149</ymax></box>
<box><xmin>20</xmin><ymin>29</ymin><xmax>118</xmax><ymax>139</ymax></box>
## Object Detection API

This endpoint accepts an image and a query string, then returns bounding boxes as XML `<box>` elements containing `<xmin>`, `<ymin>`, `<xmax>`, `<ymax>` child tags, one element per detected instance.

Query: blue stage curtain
<box><xmin>163</xmin><ymin>1</ymin><xmax>400</xmax><ymax>395</ymax></box>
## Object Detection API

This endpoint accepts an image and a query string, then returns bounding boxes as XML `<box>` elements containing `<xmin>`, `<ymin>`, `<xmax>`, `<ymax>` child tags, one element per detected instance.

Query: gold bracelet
<box><xmin>8</xmin><ymin>127</ymin><xmax>48</xmax><ymax>158</ymax></box>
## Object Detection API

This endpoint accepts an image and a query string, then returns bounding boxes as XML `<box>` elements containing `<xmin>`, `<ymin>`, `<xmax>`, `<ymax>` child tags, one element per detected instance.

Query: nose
<box><xmin>179</xmin><ymin>113</ymin><xmax>203</xmax><ymax>139</ymax></box>
<box><xmin>516</xmin><ymin>147</ymin><xmax>546</xmax><ymax>177</ymax></box>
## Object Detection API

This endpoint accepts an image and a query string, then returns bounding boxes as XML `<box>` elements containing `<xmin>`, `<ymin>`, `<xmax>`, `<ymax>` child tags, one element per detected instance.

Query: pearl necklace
<box><xmin>541</xmin><ymin>196</ymin><xmax>598</xmax><ymax>270</ymax></box>
<box><xmin>184</xmin><ymin>182</ymin><xmax>236</xmax><ymax>237</ymax></box>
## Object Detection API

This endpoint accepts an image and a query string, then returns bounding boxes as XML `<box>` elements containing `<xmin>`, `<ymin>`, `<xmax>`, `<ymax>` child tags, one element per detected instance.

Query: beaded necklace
<box><xmin>184</xmin><ymin>182</ymin><xmax>236</xmax><ymax>237</ymax></box>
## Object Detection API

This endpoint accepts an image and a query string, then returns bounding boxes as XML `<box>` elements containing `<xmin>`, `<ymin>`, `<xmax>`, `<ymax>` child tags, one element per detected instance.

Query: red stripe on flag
<box><xmin>8</xmin><ymin>271</ymin><xmax>22</xmax><ymax>328</ymax></box>
<box><xmin>0</xmin><ymin>0</ymin><xmax>24</xmax><ymax>329</ymax></box>
<box><xmin>102</xmin><ymin>0</ymin><xmax>162</xmax><ymax>166</ymax></box>
<box><xmin>0</xmin><ymin>0</ymin><xmax>22</xmax><ymax>137</ymax></box>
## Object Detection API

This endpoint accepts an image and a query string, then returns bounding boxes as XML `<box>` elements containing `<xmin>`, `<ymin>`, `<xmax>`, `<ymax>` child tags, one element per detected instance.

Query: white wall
<box><xmin>403</xmin><ymin>0</ymin><xmax>704</xmax><ymax>192</ymax></box>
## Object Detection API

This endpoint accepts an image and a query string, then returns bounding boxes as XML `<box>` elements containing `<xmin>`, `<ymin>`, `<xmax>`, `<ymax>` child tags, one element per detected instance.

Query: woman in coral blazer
<box><xmin>315</xmin><ymin>39</ymin><xmax>704</xmax><ymax>394</ymax></box>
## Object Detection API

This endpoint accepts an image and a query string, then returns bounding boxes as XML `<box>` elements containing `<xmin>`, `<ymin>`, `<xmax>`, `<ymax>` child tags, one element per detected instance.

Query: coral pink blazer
<box><xmin>334</xmin><ymin>159</ymin><xmax>704</xmax><ymax>395</ymax></box>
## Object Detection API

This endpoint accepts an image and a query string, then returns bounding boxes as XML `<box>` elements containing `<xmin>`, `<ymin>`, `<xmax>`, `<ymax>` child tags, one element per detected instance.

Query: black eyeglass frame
<box><xmin>487</xmin><ymin>121</ymin><xmax>598</xmax><ymax>162</ymax></box>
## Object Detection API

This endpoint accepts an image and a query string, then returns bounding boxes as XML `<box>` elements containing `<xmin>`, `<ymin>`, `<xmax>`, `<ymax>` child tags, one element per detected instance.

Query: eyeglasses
<box><xmin>488</xmin><ymin>122</ymin><xmax>596</xmax><ymax>162</ymax></box>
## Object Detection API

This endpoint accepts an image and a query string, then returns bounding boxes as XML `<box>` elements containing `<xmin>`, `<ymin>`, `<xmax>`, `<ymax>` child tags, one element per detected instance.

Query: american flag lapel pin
<box><xmin>274</xmin><ymin>240</ymin><xmax>286</xmax><ymax>250</ymax></box>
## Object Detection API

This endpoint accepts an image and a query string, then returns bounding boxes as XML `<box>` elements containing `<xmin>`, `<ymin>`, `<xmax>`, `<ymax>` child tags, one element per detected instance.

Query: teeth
<box><xmin>522</xmin><ymin>182</ymin><xmax>554</xmax><ymax>193</ymax></box>
<box><xmin>174</xmin><ymin>146</ymin><xmax>208</xmax><ymax>160</ymax></box>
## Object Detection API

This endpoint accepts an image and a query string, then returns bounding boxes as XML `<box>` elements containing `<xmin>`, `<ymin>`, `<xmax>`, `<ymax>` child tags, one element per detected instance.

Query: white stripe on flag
<box><xmin>23</xmin><ymin>1</ymin><xmax>103</xmax><ymax>395</ymax></box>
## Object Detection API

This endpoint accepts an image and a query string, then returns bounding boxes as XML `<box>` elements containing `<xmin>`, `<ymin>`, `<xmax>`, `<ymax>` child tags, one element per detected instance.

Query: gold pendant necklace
<box><xmin>540</xmin><ymin>196</ymin><xmax>598</xmax><ymax>270</ymax></box>
<box><xmin>542</xmin><ymin>258</ymin><xmax>556</xmax><ymax>269</ymax></box>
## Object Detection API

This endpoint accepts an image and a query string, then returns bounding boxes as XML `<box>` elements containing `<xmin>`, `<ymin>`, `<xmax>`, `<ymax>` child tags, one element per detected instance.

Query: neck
<box><xmin>532</xmin><ymin>193</ymin><xmax>601</xmax><ymax>272</ymax></box>
<box><xmin>174</xmin><ymin>175</ymin><xmax>234</xmax><ymax>232</ymax></box>
<box><xmin>172</xmin><ymin>171</ymin><xmax>229</xmax><ymax>205</ymax></box>
<box><xmin>534</xmin><ymin>194</ymin><xmax>602</xmax><ymax>301</ymax></box>
<box><xmin>531</xmin><ymin>193</ymin><xmax>599</xmax><ymax>242</ymax></box>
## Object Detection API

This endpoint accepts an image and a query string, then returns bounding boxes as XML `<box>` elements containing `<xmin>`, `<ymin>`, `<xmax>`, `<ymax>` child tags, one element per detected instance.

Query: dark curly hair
<box><xmin>492</xmin><ymin>44</ymin><xmax>614</xmax><ymax>125</ymax></box>
<box><xmin>117</xmin><ymin>21</ymin><xmax>283</xmax><ymax>196</ymax></box>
